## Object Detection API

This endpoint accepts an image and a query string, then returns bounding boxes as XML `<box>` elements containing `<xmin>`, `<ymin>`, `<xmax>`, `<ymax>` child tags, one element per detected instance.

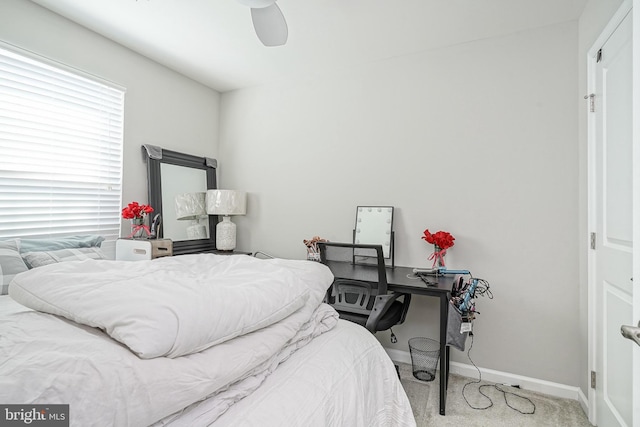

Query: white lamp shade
<box><xmin>175</xmin><ymin>192</ymin><xmax>206</xmax><ymax>220</ymax></box>
<box><xmin>206</xmin><ymin>190</ymin><xmax>247</xmax><ymax>216</ymax></box>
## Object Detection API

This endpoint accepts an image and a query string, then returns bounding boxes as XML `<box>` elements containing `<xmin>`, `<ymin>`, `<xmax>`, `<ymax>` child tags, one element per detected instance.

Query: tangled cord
<box><xmin>462</xmin><ymin>335</ymin><xmax>536</xmax><ymax>415</ymax></box>
<box><xmin>469</xmin><ymin>277</ymin><xmax>493</xmax><ymax>299</ymax></box>
<box><xmin>450</xmin><ymin>276</ymin><xmax>493</xmax><ymax>323</ymax></box>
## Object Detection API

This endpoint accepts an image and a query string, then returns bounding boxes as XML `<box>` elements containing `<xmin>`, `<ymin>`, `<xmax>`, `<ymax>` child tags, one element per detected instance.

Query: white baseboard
<box><xmin>385</xmin><ymin>348</ymin><xmax>587</xmax><ymax>403</ymax></box>
<box><xmin>386</xmin><ymin>347</ymin><xmax>413</xmax><ymax>365</ymax></box>
<box><xmin>577</xmin><ymin>388</ymin><xmax>589</xmax><ymax>418</ymax></box>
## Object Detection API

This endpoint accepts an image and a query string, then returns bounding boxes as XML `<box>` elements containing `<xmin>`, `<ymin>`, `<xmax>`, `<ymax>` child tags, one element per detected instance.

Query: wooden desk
<box><xmin>326</xmin><ymin>262</ymin><xmax>453</xmax><ymax>415</ymax></box>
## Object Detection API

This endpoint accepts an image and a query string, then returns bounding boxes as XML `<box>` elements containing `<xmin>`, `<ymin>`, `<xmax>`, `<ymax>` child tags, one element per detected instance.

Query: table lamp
<box><xmin>174</xmin><ymin>192</ymin><xmax>207</xmax><ymax>239</ymax></box>
<box><xmin>206</xmin><ymin>189</ymin><xmax>247</xmax><ymax>251</ymax></box>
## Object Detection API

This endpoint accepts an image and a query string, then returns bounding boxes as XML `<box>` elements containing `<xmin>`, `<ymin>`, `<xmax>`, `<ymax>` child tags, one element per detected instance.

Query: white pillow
<box><xmin>22</xmin><ymin>247</ymin><xmax>107</xmax><ymax>268</ymax></box>
<box><xmin>0</xmin><ymin>239</ymin><xmax>29</xmax><ymax>295</ymax></box>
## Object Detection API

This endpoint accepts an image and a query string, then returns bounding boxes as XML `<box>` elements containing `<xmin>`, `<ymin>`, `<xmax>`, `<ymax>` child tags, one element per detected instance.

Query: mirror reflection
<box><xmin>161</xmin><ymin>163</ymin><xmax>209</xmax><ymax>241</ymax></box>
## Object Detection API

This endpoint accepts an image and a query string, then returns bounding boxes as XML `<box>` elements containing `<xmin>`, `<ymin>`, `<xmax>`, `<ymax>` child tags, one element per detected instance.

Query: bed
<box><xmin>0</xmin><ymin>241</ymin><xmax>416</xmax><ymax>427</ymax></box>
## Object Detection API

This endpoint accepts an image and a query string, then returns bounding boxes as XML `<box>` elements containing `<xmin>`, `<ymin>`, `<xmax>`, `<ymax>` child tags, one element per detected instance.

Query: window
<box><xmin>0</xmin><ymin>44</ymin><xmax>125</xmax><ymax>240</ymax></box>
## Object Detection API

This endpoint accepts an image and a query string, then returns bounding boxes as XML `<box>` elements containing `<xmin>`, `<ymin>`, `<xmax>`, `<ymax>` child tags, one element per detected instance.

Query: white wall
<box><xmin>0</xmin><ymin>0</ymin><xmax>221</xmax><ymax>240</ymax></box>
<box><xmin>1</xmin><ymin>0</ymin><xmax>606</xmax><ymax>392</ymax></box>
<box><xmin>577</xmin><ymin>0</ymin><xmax>626</xmax><ymax>401</ymax></box>
<box><xmin>220</xmin><ymin>22</ymin><xmax>581</xmax><ymax>386</ymax></box>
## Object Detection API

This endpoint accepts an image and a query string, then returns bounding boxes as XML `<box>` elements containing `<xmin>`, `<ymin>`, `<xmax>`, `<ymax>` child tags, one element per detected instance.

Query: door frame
<box><xmin>632</xmin><ymin>1</ymin><xmax>640</xmax><ymax>425</ymax></box>
<box><xmin>586</xmin><ymin>0</ymin><xmax>634</xmax><ymax>424</ymax></box>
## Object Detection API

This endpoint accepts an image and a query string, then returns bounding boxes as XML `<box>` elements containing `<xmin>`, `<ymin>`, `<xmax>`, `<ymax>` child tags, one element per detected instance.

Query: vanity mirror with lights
<box><xmin>142</xmin><ymin>144</ymin><xmax>217</xmax><ymax>255</ymax></box>
<box><xmin>353</xmin><ymin>206</ymin><xmax>395</xmax><ymax>268</ymax></box>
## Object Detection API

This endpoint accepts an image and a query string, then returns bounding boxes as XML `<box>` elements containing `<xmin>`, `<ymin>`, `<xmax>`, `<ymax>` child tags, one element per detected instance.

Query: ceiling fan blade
<box><xmin>237</xmin><ymin>0</ymin><xmax>275</xmax><ymax>7</ymax></box>
<box><xmin>250</xmin><ymin>3</ymin><xmax>288</xmax><ymax>47</ymax></box>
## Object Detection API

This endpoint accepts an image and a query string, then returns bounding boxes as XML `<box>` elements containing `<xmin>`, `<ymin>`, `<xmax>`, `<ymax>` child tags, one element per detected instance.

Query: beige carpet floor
<box><xmin>397</xmin><ymin>363</ymin><xmax>593</xmax><ymax>426</ymax></box>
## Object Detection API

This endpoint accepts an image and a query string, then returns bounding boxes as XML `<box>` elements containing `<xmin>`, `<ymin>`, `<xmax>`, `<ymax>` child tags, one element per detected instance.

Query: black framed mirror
<box><xmin>142</xmin><ymin>144</ymin><xmax>217</xmax><ymax>255</ymax></box>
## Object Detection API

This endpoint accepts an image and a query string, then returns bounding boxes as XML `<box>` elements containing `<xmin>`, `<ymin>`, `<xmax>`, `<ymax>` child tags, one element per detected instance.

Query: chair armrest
<box><xmin>397</xmin><ymin>293</ymin><xmax>411</xmax><ymax>324</ymax></box>
<box><xmin>365</xmin><ymin>292</ymin><xmax>409</xmax><ymax>332</ymax></box>
<box><xmin>253</xmin><ymin>251</ymin><xmax>275</xmax><ymax>259</ymax></box>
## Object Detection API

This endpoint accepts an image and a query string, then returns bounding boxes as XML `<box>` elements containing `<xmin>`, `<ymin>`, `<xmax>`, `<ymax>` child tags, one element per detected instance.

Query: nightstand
<box><xmin>115</xmin><ymin>239</ymin><xmax>173</xmax><ymax>261</ymax></box>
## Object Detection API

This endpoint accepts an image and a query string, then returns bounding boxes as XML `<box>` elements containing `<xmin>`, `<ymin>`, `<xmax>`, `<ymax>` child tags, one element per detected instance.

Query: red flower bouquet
<box><xmin>121</xmin><ymin>201</ymin><xmax>153</xmax><ymax>220</ymax></box>
<box><xmin>122</xmin><ymin>202</ymin><xmax>154</xmax><ymax>238</ymax></box>
<box><xmin>422</xmin><ymin>229</ymin><xmax>455</xmax><ymax>267</ymax></box>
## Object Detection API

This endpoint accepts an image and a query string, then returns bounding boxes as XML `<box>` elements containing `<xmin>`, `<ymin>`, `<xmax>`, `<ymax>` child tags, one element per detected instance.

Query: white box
<box><xmin>115</xmin><ymin>239</ymin><xmax>173</xmax><ymax>261</ymax></box>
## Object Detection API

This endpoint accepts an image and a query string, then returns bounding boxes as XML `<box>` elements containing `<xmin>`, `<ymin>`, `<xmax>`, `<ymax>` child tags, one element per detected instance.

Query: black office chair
<box><xmin>317</xmin><ymin>242</ymin><xmax>411</xmax><ymax>338</ymax></box>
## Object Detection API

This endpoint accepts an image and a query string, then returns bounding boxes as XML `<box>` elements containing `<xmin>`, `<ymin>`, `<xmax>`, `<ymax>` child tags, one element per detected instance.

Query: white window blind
<box><xmin>0</xmin><ymin>45</ymin><xmax>124</xmax><ymax>240</ymax></box>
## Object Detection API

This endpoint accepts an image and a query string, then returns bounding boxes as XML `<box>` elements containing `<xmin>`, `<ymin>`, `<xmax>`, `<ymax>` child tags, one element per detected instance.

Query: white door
<box><xmin>632</xmin><ymin>2</ymin><xmax>640</xmax><ymax>426</ymax></box>
<box><xmin>593</xmin><ymin>9</ymin><xmax>634</xmax><ymax>427</ymax></box>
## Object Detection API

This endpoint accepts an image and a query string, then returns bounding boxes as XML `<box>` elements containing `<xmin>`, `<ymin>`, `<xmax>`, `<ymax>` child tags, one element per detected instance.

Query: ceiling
<box><xmin>29</xmin><ymin>0</ymin><xmax>587</xmax><ymax>93</ymax></box>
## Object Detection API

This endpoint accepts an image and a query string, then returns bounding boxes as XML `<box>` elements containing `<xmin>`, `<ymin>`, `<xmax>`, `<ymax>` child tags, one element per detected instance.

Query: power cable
<box><xmin>461</xmin><ymin>334</ymin><xmax>536</xmax><ymax>415</ymax></box>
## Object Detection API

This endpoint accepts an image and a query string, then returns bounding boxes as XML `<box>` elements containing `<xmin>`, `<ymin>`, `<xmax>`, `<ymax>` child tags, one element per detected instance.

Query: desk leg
<box><xmin>439</xmin><ymin>294</ymin><xmax>449</xmax><ymax>415</ymax></box>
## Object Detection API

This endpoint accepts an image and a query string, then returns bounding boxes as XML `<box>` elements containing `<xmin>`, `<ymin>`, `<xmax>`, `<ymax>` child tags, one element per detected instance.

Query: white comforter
<box><xmin>0</xmin><ymin>255</ymin><xmax>339</xmax><ymax>426</ymax></box>
<box><xmin>162</xmin><ymin>320</ymin><xmax>417</xmax><ymax>427</ymax></box>
<box><xmin>9</xmin><ymin>255</ymin><xmax>329</xmax><ymax>359</ymax></box>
